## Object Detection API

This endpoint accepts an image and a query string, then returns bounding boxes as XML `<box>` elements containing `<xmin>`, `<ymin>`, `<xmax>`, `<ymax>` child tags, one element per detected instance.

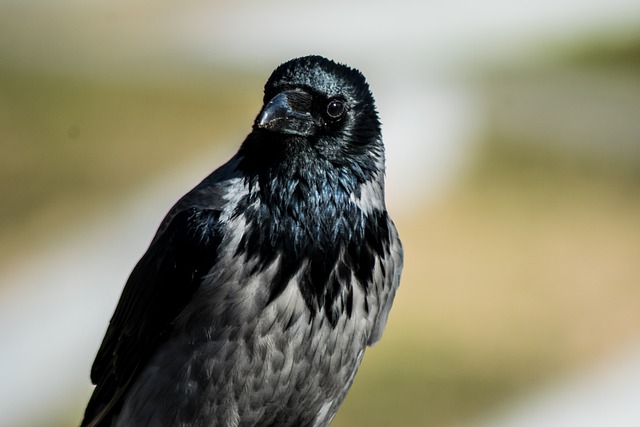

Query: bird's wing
<box><xmin>368</xmin><ymin>217</ymin><xmax>403</xmax><ymax>346</ymax></box>
<box><xmin>81</xmin><ymin>189</ymin><xmax>226</xmax><ymax>427</ymax></box>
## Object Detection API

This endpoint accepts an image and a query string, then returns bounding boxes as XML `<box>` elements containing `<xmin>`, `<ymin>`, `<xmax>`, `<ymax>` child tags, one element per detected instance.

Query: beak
<box><xmin>256</xmin><ymin>91</ymin><xmax>319</xmax><ymax>137</ymax></box>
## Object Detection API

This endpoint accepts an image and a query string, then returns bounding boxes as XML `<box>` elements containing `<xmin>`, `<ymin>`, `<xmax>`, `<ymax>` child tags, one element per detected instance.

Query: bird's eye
<box><xmin>326</xmin><ymin>99</ymin><xmax>346</xmax><ymax>119</ymax></box>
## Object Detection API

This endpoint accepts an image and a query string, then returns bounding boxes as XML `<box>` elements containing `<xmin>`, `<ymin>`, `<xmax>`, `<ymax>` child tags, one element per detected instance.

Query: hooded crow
<box><xmin>82</xmin><ymin>55</ymin><xmax>403</xmax><ymax>427</ymax></box>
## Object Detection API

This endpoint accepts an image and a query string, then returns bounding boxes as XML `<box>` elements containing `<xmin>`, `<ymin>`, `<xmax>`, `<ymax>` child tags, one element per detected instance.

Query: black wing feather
<box><xmin>82</xmin><ymin>206</ymin><xmax>223</xmax><ymax>427</ymax></box>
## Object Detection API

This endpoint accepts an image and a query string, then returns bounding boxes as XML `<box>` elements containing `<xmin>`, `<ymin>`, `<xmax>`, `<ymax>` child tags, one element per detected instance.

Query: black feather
<box><xmin>84</xmin><ymin>207</ymin><xmax>223</xmax><ymax>426</ymax></box>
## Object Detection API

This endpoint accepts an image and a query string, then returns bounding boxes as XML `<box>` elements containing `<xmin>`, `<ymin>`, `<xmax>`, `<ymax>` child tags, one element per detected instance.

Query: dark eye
<box><xmin>326</xmin><ymin>99</ymin><xmax>345</xmax><ymax>119</ymax></box>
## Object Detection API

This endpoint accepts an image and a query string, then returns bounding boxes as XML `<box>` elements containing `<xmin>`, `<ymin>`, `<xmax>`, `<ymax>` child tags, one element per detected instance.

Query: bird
<box><xmin>81</xmin><ymin>55</ymin><xmax>403</xmax><ymax>427</ymax></box>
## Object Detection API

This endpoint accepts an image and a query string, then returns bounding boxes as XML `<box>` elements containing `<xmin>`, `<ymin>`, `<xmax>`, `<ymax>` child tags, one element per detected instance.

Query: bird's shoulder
<box><xmin>83</xmin><ymin>155</ymin><xmax>247</xmax><ymax>427</ymax></box>
<box><xmin>367</xmin><ymin>214</ymin><xmax>403</xmax><ymax>345</ymax></box>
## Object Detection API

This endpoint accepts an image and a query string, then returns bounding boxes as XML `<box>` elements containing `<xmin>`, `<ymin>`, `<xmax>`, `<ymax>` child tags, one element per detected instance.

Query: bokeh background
<box><xmin>1</xmin><ymin>1</ymin><xmax>640</xmax><ymax>426</ymax></box>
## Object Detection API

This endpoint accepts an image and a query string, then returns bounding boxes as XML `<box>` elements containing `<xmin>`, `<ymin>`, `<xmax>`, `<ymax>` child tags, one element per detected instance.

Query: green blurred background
<box><xmin>1</xmin><ymin>1</ymin><xmax>640</xmax><ymax>426</ymax></box>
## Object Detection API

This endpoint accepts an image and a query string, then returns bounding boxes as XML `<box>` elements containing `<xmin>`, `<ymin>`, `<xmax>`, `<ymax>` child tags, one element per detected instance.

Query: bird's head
<box><xmin>246</xmin><ymin>55</ymin><xmax>383</xmax><ymax>175</ymax></box>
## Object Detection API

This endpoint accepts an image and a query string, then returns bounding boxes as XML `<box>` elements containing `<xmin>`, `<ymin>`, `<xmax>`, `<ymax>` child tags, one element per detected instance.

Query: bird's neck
<box><xmin>234</xmin><ymin>144</ymin><xmax>388</xmax><ymax>325</ymax></box>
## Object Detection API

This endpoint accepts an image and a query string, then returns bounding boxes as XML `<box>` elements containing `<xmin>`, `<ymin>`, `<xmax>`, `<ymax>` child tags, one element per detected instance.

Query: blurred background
<box><xmin>1</xmin><ymin>1</ymin><xmax>640</xmax><ymax>426</ymax></box>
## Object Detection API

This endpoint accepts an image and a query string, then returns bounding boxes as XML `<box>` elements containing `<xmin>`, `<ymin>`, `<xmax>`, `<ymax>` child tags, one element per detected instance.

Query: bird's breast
<box><xmin>123</xmin><ymin>271</ymin><xmax>371</xmax><ymax>426</ymax></box>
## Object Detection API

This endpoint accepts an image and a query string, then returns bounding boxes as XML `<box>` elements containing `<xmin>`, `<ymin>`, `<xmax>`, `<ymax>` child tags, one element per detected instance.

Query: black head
<box><xmin>245</xmin><ymin>55</ymin><xmax>383</xmax><ymax>171</ymax></box>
